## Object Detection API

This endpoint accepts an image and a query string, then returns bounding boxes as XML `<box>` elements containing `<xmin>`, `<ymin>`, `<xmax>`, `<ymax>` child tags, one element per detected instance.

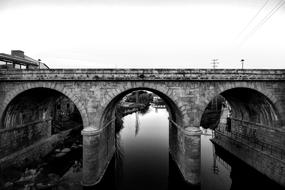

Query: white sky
<box><xmin>0</xmin><ymin>0</ymin><xmax>284</xmax><ymax>69</ymax></box>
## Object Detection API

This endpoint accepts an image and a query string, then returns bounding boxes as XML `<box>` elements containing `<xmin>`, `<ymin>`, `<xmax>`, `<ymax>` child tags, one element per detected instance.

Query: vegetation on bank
<box><xmin>115</xmin><ymin>91</ymin><xmax>154</xmax><ymax>133</ymax></box>
<box><xmin>124</xmin><ymin>90</ymin><xmax>154</xmax><ymax>105</ymax></box>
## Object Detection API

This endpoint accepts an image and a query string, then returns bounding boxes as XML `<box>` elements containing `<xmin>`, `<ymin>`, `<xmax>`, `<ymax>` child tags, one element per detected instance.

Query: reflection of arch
<box><xmin>1</xmin><ymin>83</ymin><xmax>88</xmax><ymax>128</ymax></box>
<box><xmin>100</xmin><ymin>87</ymin><xmax>183</xmax><ymax>128</ymax></box>
<box><xmin>200</xmin><ymin>86</ymin><xmax>281</xmax><ymax>127</ymax></box>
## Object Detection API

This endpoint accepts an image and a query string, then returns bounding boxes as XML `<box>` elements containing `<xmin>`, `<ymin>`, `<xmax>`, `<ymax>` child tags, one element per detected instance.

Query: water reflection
<box><xmin>2</xmin><ymin>105</ymin><xmax>284</xmax><ymax>190</ymax></box>
<box><xmin>116</xmin><ymin>106</ymin><xmax>169</xmax><ymax>190</ymax></box>
<box><xmin>201</xmin><ymin>130</ymin><xmax>231</xmax><ymax>190</ymax></box>
<box><xmin>107</xmin><ymin>105</ymin><xmax>283</xmax><ymax>190</ymax></box>
<box><xmin>213</xmin><ymin>143</ymin><xmax>284</xmax><ymax>190</ymax></box>
<box><xmin>94</xmin><ymin>105</ymin><xmax>194</xmax><ymax>190</ymax></box>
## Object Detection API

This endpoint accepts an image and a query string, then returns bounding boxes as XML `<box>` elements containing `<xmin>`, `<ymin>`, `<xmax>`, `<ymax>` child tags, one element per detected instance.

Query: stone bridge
<box><xmin>0</xmin><ymin>69</ymin><xmax>285</xmax><ymax>186</ymax></box>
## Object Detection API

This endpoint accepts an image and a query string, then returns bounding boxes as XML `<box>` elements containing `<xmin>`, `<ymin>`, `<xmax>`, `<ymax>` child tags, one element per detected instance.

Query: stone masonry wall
<box><xmin>0</xmin><ymin>69</ymin><xmax>284</xmax><ymax>185</ymax></box>
<box><xmin>0</xmin><ymin>120</ymin><xmax>51</xmax><ymax>159</ymax></box>
<box><xmin>213</xmin><ymin>133</ymin><xmax>285</xmax><ymax>186</ymax></box>
<box><xmin>0</xmin><ymin>128</ymin><xmax>72</xmax><ymax>170</ymax></box>
<box><xmin>1</xmin><ymin>79</ymin><xmax>284</xmax><ymax>130</ymax></box>
<box><xmin>229</xmin><ymin>120</ymin><xmax>285</xmax><ymax>150</ymax></box>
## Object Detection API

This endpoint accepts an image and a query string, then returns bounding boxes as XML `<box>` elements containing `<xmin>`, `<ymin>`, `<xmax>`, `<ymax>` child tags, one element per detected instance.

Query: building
<box><xmin>0</xmin><ymin>50</ymin><xmax>49</xmax><ymax>69</ymax></box>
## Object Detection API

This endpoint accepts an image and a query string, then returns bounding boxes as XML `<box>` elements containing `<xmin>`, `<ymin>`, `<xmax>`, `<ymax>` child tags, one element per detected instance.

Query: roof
<box><xmin>0</xmin><ymin>53</ymin><xmax>39</xmax><ymax>66</ymax></box>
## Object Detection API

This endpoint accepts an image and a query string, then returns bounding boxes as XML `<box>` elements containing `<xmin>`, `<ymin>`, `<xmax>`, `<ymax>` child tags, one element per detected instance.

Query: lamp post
<box><xmin>241</xmin><ymin>59</ymin><xmax>245</xmax><ymax>69</ymax></box>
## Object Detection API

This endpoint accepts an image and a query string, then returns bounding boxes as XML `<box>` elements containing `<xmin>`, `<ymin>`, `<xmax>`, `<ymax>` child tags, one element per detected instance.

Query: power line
<box><xmin>237</xmin><ymin>0</ymin><xmax>271</xmax><ymax>39</ymax></box>
<box><xmin>241</xmin><ymin>0</ymin><xmax>285</xmax><ymax>43</ymax></box>
<box><xmin>246</xmin><ymin>0</ymin><xmax>284</xmax><ymax>38</ymax></box>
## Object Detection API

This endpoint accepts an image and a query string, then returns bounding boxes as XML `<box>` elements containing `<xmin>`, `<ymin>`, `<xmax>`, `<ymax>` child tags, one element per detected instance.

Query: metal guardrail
<box><xmin>230</xmin><ymin>117</ymin><xmax>285</xmax><ymax>133</ymax></box>
<box><xmin>215</xmin><ymin>128</ymin><xmax>285</xmax><ymax>160</ymax></box>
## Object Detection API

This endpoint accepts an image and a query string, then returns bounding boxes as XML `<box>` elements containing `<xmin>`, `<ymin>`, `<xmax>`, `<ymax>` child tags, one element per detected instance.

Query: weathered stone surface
<box><xmin>212</xmin><ymin>133</ymin><xmax>285</xmax><ymax>186</ymax></box>
<box><xmin>1</xmin><ymin>69</ymin><xmax>285</xmax><ymax>130</ymax></box>
<box><xmin>81</xmin><ymin>125</ymin><xmax>115</xmax><ymax>186</ymax></box>
<box><xmin>0</xmin><ymin>120</ymin><xmax>51</xmax><ymax>159</ymax></box>
<box><xmin>0</xmin><ymin>69</ymin><xmax>285</xmax><ymax>186</ymax></box>
<box><xmin>0</xmin><ymin>129</ymin><xmax>71</xmax><ymax>170</ymax></box>
<box><xmin>1</xmin><ymin>69</ymin><xmax>284</xmax><ymax>81</ymax></box>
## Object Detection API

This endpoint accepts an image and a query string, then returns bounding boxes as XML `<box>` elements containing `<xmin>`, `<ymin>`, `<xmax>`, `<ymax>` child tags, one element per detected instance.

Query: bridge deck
<box><xmin>0</xmin><ymin>69</ymin><xmax>285</xmax><ymax>81</ymax></box>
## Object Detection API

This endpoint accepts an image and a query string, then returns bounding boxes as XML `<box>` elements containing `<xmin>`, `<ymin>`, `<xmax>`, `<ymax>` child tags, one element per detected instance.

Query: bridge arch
<box><xmin>0</xmin><ymin>83</ymin><xmax>88</xmax><ymax>129</ymax></box>
<box><xmin>200</xmin><ymin>85</ymin><xmax>281</xmax><ymax>128</ymax></box>
<box><xmin>81</xmin><ymin>85</ymin><xmax>187</xmax><ymax>186</ymax></box>
<box><xmin>100</xmin><ymin>85</ymin><xmax>183</xmax><ymax>128</ymax></box>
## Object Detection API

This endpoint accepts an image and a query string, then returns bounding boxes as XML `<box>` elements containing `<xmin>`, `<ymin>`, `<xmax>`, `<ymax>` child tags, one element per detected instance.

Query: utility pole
<box><xmin>211</xmin><ymin>59</ymin><xmax>219</xmax><ymax>69</ymax></box>
<box><xmin>241</xmin><ymin>59</ymin><xmax>245</xmax><ymax>69</ymax></box>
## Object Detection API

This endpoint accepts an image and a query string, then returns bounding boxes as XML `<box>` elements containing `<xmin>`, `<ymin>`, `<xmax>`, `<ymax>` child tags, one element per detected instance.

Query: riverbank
<box><xmin>0</xmin><ymin>125</ymin><xmax>83</xmax><ymax>190</ymax></box>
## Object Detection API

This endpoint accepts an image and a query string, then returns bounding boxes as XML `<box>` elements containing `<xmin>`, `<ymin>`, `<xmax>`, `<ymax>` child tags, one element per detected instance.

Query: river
<box><xmin>2</xmin><ymin>105</ymin><xmax>283</xmax><ymax>190</ymax></box>
<box><xmin>92</xmin><ymin>105</ymin><xmax>283</xmax><ymax>190</ymax></box>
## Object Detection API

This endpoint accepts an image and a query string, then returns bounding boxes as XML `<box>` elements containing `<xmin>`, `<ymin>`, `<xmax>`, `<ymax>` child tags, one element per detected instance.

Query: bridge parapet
<box><xmin>0</xmin><ymin>69</ymin><xmax>285</xmax><ymax>81</ymax></box>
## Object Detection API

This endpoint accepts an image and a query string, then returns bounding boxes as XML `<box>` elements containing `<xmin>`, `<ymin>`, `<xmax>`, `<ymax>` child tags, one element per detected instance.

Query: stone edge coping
<box><xmin>1</xmin><ymin>69</ymin><xmax>285</xmax><ymax>81</ymax></box>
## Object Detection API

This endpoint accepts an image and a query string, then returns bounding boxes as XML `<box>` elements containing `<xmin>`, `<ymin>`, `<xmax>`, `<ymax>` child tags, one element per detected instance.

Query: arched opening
<box><xmin>200</xmin><ymin>87</ymin><xmax>279</xmax><ymax>130</ymax></box>
<box><xmin>96</xmin><ymin>88</ymin><xmax>184</xmax><ymax>189</ymax></box>
<box><xmin>0</xmin><ymin>88</ymin><xmax>84</xmax><ymax>189</ymax></box>
<box><xmin>100</xmin><ymin>88</ymin><xmax>182</xmax><ymax>128</ymax></box>
<box><xmin>199</xmin><ymin>87</ymin><xmax>282</xmax><ymax>190</ymax></box>
<box><xmin>220</xmin><ymin>88</ymin><xmax>279</xmax><ymax>127</ymax></box>
<box><xmin>1</xmin><ymin>88</ymin><xmax>83</xmax><ymax>130</ymax></box>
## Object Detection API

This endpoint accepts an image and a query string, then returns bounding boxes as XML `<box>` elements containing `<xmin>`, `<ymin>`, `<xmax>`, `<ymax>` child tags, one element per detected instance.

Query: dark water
<box><xmin>2</xmin><ymin>106</ymin><xmax>283</xmax><ymax>190</ymax></box>
<box><xmin>91</xmin><ymin>106</ymin><xmax>195</xmax><ymax>190</ymax></box>
<box><xmin>117</xmin><ymin>108</ymin><xmax>169</xmax><ymax>189</ymax></box>
<box><xmin>92</xmin><ymin>106</ymin><xmax>283</xmax><ymax>190</ymax></box>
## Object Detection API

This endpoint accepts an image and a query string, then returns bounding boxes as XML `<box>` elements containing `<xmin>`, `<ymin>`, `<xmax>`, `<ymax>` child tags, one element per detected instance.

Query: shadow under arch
<box><xmin>0</xmin><ymin>87</ymin><xmax>85</xmax><ymax>171</ymax></box>
<box><xmin>1</xmin><ymin>87</ymin><xmax>84</xmax><ymax>129</ymax></box>
<box><xmin>0</xmin><ymin>86</ymin><xmax>88</xmax><ymax>129</ymax></box>
<box><xmin>199</xmin><ymin>87</ymin><xmax>285</xmax><ymax>188</ymax></box>
<box><xmin>200</xmin><ymin>87</ymin><xmax>281</xmax><ymax>129</ymax></box>
<box><xmin>100</xmin><ymin>87</ymin><xmax>183</xmax><ymax>128</ymax></box>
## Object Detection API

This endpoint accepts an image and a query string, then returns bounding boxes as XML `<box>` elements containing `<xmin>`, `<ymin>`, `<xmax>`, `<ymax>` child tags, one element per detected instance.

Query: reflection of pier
<box><xmin>213</xmin><ymin>148</ymin><xmax>231</xmax><ymax>172</ymax></box>
<box><xmin>216</xmin><ymin>155</ymin><xmax>231</xmax><ymax>171</ymax></box>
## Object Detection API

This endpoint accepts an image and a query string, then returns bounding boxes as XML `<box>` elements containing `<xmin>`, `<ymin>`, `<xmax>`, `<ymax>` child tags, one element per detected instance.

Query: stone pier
<box><xmin>81</xmin><ymin>127</ymin><xmax>101</xmax><ymax>186</ymax></box>
<box><xmin>169</xmin><ymin>120</ymin><xmax>202</xmax><ymax>185</ymax></box>
<box><xmin>81</xmin><ymin>124</ymin><xmax>115</xmax><ymax>186</ymax></box>
<box><xmin>183</xmin><ymin>127</ymin><xmax>202</xmax><ymax>184</ymax></box>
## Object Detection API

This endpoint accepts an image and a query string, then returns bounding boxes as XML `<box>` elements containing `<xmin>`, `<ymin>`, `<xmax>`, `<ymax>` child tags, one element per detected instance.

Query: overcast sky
<box><xmin>0</xmin><ymin>0</ymin><xmax>284</xmax><ymax>69</ymax></box>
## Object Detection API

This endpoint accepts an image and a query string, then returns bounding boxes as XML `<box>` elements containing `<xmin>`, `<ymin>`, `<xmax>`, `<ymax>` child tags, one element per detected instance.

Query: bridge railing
<box><xmin>230</xmin><ymin>117</ymin><xmax>282</xmax><ymax>132</ymax></box>
<box><xmin>216</xmin><ymin>123</ymin><xmax>285</xmax><ymax>160</ymax></box>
